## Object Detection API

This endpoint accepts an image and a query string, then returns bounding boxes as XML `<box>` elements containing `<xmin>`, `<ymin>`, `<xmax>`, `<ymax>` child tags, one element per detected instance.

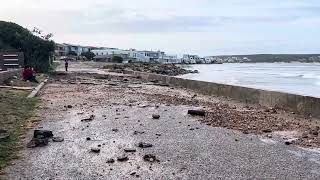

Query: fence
<box><xmin>0</xmin><ymin>52</ymin><xmax>24</xmax><ymax>71</ymax></box>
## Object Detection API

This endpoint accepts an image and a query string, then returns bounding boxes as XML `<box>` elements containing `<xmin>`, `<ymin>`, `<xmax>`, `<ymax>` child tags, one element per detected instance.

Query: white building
<box><xmin>63</xmin><ymin>43</ymin><xmax>90</xmax><ymax>56</ymax></box>
<box><xmin>182</xmin><ymin>54</ymin><xmax>200</xmax><ymax>64</ymax></box>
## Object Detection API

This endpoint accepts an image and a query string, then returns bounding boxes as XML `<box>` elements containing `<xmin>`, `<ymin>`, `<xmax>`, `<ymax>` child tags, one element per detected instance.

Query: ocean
<box><xmin>179</xmin><ymin>63</ymin><xmax>320</xmax><ymax>98</ymax></box>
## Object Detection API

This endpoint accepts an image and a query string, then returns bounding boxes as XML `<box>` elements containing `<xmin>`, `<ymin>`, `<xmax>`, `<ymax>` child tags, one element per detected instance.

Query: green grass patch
<box><xmin>0</xmin><ymin>89</ymin><xmax>38</xmax><ymax>170</ymax></box>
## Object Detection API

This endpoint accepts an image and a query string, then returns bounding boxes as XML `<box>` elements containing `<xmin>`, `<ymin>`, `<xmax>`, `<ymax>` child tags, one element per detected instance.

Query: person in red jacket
<box><xmin>22</xmin><ymin>66</ymin><xmax>39</xmax><ymax>83</ymax></box>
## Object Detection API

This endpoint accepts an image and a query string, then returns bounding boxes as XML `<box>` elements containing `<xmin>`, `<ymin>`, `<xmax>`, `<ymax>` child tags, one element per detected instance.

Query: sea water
<box><xmin>179</xmin><ymin>63</ymin><xmax>320</xmax><ymax>98</ymax></box>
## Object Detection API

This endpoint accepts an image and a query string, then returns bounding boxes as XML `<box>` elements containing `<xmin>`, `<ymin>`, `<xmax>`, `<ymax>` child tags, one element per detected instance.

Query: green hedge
<box><xmin>0</xmin><ymin>21</ymin><xmax>54</xmax><ymax>72</ymax></box>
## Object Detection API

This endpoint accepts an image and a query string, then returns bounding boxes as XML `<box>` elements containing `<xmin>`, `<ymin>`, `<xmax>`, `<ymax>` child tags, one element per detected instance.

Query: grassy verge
<box><xmin>0</xmin><ymin>89</ymin><xmax>38</xmax><ymax>170</ymax></box>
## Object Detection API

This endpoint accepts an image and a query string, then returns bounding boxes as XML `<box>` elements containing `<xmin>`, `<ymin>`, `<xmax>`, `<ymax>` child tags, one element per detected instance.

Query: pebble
<box><xmin>152</xmin><ymin>114</ymin><xmax>160</xmax><ymax>119</ymax></box>
<box><xmin>91</xmin><ymin>148</ymin><xmax>101</xmax><ymax>153</ymax></box>
<box><xmin>137</xmin><ymin>142</ymin><xmax>153</xmax><ymax>148</ymax></box>
<box><xmin>117</xmin><ymin>155</ymin><xmax>129</xmax><ymax>162</ymax></box>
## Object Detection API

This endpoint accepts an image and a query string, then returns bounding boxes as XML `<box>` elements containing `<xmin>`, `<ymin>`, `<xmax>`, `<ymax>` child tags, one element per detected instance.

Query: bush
<box><xmin>81</xmin><ymin>51</ymin><xmax>95</xmax><ymax>60</ymax></box>
<box><xmin>0</xmin><ymin>21</ymin><xmax>54</xmax><ymax>72</ymax></box>
<box><xmin>112</xmin><ymin>56</ymin><xmax>123</xmax><ymax>63</ymax></box>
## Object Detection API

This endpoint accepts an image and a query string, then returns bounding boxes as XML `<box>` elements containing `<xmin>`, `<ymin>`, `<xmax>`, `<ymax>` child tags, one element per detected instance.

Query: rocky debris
<box><xmin>143</xmin><ymin>154</ymin><xmax>159</xmax><ymax>163</ymax></box>
<box><xmin>52</xmin><ymin>137</ymin><xmax>64</xmax><ymax>142</ymax></box>
<box><xmin>112</xmin><ymin>128</ymin><xmax>119</xmax><ymax>132</ymax></box>
<box><xmin>130</xmin><ymin>172</ymin><xmax>137</xmax><ymax>176</ymax></box>
<box><xmin>27</xmin><ymin>130</ymin><xmax>57</xmax><ymax>148</ymax></box>
<box><xmin>0</xmin><ymin>129</ymin><xmax>9</xmax><ymax>141</ymax></box>
<box><xmin>33</xmin><ymin>130</ymin><xmax>53</xmax><ymax>139</ymax></box>
<box><xmin>106</xmin><ymin>158</ymin><xmax>115</xmax><ymax>163</ymax></box>
<box><xmin>124</xmin><ymin>148</ymin><xmax>137</xmax><ymax>153</ymax></box>
<box><xmin>103</xmin><ymin>63</ymin><xmax>198</xmax><ymax>76</ymax></box>
<box><xmin>133</xmin><ymin>131</ymin><xmax>145</xmax><ymax>135</ymax></box>
<box><xmin>117</xmin><ymin>155</ymin><xmax>129</xmax><ymax>162</ymax></box>
<box><xmin>285</xmin><ymin>139</ymin><xmax>295</xmax><ymax>145</ymax></box>
<box><xmin>264</xmin><ymin>107</ymin><xmax>277</xmax><ymax>113</ymax></box>
<box><xmin>91</xmin><ymin>147</ymin><xmax>101</xmax><ymax>153</ymax></box>
<box><xmin>86</xmin><ymin>137</ymin><xmax>91</xmax><ymax>141</ymax></box>
<box><xmin>152</xmin><ymin>114</ymin><xmax>160</xmax><ymax>119</ymax></box>
<box><xmin>155</xmin><ymin>133</ymin><xmax>162</xmax><ymax>136</ymax></box>
<box><xmin>188</xmin><ymin>110</ymin><xmax>206</xmax><ymax>116</ymax></box>
<box><xmin>66</xmin><ymin>105</ymin><xmax>73</xmax><ymax>108</ymax></box>
<box><xmin>81</xmin><ymin>115</ymin><xmax>95</xmax><ymax>122</ymax></box>
<box><xmin>137</xmin><ymin>142</ymin><xmax>153</xmax><ymax>148</ymax></box>
<box><xmin>262</xmin><ymin>129</ymin><xmax>272</xmax><ymax>133</ymax></box>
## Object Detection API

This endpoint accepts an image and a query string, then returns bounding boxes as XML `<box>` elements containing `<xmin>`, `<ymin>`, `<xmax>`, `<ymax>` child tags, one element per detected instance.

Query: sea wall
<box><xmin>0</xmin><ymin>69</ymin><xmax>21</xmax><ymax>84</ymax></box>
<box><xmin>123</xmin><ymin>70</ymin><xmax>320</xmax><ymax>118</ymax></box>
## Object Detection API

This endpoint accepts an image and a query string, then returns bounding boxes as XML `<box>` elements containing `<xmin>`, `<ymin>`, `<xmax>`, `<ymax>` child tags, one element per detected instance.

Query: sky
<box><xmin>1</xmin><ymin>0</ymin><xmax>320</xmax><ymax>56</ymax></box>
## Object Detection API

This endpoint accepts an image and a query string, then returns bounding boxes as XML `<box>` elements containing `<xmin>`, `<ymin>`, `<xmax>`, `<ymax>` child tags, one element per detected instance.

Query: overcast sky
<box><xmin>1</xmin><ymin>0</ymin><xmax>320</xmax><ymax>56</ymax></box>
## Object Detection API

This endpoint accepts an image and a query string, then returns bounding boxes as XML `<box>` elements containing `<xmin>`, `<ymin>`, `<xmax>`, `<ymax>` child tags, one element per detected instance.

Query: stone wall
<box><xmin>124</xmin><ymin>70</ymin><xmax>320</xmax><ymax>118</ymax></box>
<box><xmin>0</xmin><ymin>69</ymin><xmax>21</xmax><ymax>84</ymax></box>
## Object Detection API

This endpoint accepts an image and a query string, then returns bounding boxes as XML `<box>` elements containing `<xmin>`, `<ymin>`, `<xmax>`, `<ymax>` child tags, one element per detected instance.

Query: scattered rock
<box><xmin>91</xmin><ymin>147</ymin><xmax>101</xmax><ymax>153</ymax></box>
<box><xmin>137</xmin><ymin>142</ymin><xmax>153</xmax><ymax>148</ymax></box>
<box><xmin>267</xmin><ymin>134</ymin><xmax>272</xmax><ymax>138</ymax></box>
<box><xmin>155</xmin><ymin>133</ymin><xmax>161</xmax><ymax>136</ymax></box>
<box><xmin>106</xmin><ymin>158</ymin><xmax>115</xmax><ymax>163</ymax></box>
<box><xmin>124</xmin><ymin>148</ymin><xmax>137</xmax><ymax>153</ymax></box>
<box><xmin>33</xmin><ymin>130</ymin><xmax>53</xmax><ymax>139</ymax></box>
<box><xmin>67</xmin><ymin>105</ymin><xmax>73</xmax><ymax>108</ymax></box>
<box><xmin>81</xmin><ymin>115</ymin><xmax>95</xmax><ymax>122</ymax></box>
<box><xmin>152</xmin><ymin>114</ymin><xmax>160</xmax><ymax>119</ymax></box>
<box><xmin>285</xmin><ymin>139</ymin><xmax>295</xmax><ymax>145</ymax></box>
<box><xmin>143</xmin><ymin>154</ymin><xmax>159</xmax><ymax>163</ymax></box>
<box><xmin>188</xmin><ymin>110</ymin><xmax>206</xmax><ymax>116</ymax></box>
<box><xmin>189</xmin><ymin>128</ymin><xmax>195</xmax><ymax>131</ymax></box>
<box><xmin>112</xmin><ymin>128</ymin><xmax>119</xmax><ymax>132</ymax></box>
<box><xmin>262</xmin><ymin>129</ymin><xmax>272</xmax><ymax>133</ymax></box>
<box><xmin>52</xmin><ymin>137</ymin><xmax>64</xmax><ymax>142</ymax></box>
<box><xmin>309</xmin><ymin>129</ymin><xmax>319</xmax><ymax>136</ymax></box>
<box><xmin>27</xmin><ymin>137</ymin><xmax>49</xmax><ymax>148</ymax></box>
<box><xmin>302</xmin><ymin>132</ymin><xmax>309</xmax><ymax>138</ymax></box>
<box><xmin>117</xmin><ymin>155</ymin><xmax>129</xmax><ymax>162</ymax></box>
<box><xmin>86</xmin><ymin>137</ymin><xmax>91</xmax><ymax>141</ymax></box>
<box><xmin>130</xmin><ymin>172</ymin><xmax>136</xmax><ymax>176</ymax></box>
<box><xmin>133</xmin><ymin>131</ymin><xmax>145</xmax><ymax>135</ymax></box>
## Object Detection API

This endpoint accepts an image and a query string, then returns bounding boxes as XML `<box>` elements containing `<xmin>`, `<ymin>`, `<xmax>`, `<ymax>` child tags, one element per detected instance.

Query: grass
<box><xmin>0</xmin><ymin>89</ymin><xmax>38</xmax><ymax>170</ymax></box>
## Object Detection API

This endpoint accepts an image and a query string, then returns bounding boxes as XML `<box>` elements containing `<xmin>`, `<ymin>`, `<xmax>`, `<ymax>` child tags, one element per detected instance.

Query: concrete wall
<box><xmin>124</xmin><ymin>70</ymin><xmax>320</xmax><ymax>118</ymax></box>
<box><xmin>0</xmin><ymin>69</ymin><xmax>21</xmax><ymax>84</ymax></box>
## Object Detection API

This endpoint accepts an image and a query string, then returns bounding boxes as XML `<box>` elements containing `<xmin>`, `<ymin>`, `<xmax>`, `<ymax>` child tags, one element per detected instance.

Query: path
<box><xmin>3</xmin><ymin>62</ymin><xmax>320</xmax><ymax>179</ymax></box>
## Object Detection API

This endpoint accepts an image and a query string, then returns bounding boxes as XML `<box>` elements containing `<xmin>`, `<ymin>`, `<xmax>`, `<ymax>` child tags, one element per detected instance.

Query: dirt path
<box><xmin>2</xmin><ymin>62</ymin><xmax>320</xmax><ymax>179</ymax></box>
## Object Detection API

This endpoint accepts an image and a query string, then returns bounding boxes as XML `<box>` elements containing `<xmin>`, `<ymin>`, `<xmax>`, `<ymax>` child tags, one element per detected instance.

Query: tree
<box><xmin>112</xmin><ymin>56</ymin><xmax>123</xmax><ymax>63</ymax></box>
<box><xmin>0</xmin><ymin>21</ymin><xmax>55</xmax><ymax>72</ymax></box>
<box><xmin>68</xmin><ymin>51</ymin><xmax>77</xmax><ymax>56</ymax></box>
<box><xmin>81</xmin><ymin>51</ymin><xmax>95</xmax><ymax>60</ymax></box>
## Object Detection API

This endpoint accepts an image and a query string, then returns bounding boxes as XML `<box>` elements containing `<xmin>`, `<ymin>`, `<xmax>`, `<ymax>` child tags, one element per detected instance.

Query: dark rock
<box><xmin>189</xmin><ymin>128</ymin><xmax>195</xmax><ymax>131</ymax></box>
<box><xmin>67</xmin><ymin>105</ymin><xmax>73</xmax><ymax>108</ymax></box>
<box><xmin>124</xmin><ymin>148</ymin><xmax>137</xmax><ymax>153</ymax></box>
<box><xmin>27</xmin><ymin>137</ymin><xmax>49</xmax><ymax>148</ymax></box>
<box><xmin>133</xmin><ymin>131</ymin><xmax>145</xmax><ymax>135</ymax></box>
<box><xmin>91</xmin><ymin>147</ymin><xmax>101</xmax><ymax>153</ymax></box>
<box><xmin>117</xmin><ymin>155</ymin><xmax>129</xmax><ymax>162</ymax></box>
<box><xmin>285</xmin><ymin>139</ymin><xmax>294</xmax><ymax>145</ymax></box>
<box><xmin>33</xmin><ymin>130</ymin><xmax>53</xmax><ymax>139</ymax></box>
<box><xmin>106</xmin><ymin>158</ymin><xmax>115</xmax><ymax>163</ymax></box>
<box><xmin>143</xmin><ymin>154</ymin><xmax>159</xmax><ymax>163</ymax></box>
<box><xmin>112</xmin><ymin>128</ymin><xmax>119</xmax><ymax>132</ymax></box>
<box><xmin>81</xmin><ymin>115</ymin><xmax>95</xmax><ymax>122</ymax></box>
<box><xmin>310</xmin><ymin>129</ymin><xmax>319</xmax><ymax>136</ymax></box>
<box><xmin>262</xmin><ymin>129</ymin><xmax>272</xmax><ymax>133</ymax></box>
<box><xmin>155</xmin><ymin>133</ymin><xmax>161</xmax><ymax>136</ymax></box>
<box><xmin>137</xmin><ymin>142</ymin><xmax>153</xmax><ymax>148</ymax></box>
<box><xmin>152</xmin><ymin>114</ymin><xmax>160</xmax><ymax>119</ymax></box>
<box><xmin>130</xmin><ymin>172</ymin><xmax>136</xmax><ymax>176</ymax></box>
<box><xmin>52</xmin><ymin>137</ymin><xmax>64</xmax><ymax>142</ymax></box>
<box><xmin>188</xmin><ymin>110</ymin><xmax>206</xmax><ymax>116</ymax></box>
<box><xmin>86</xmin><ymin>137</ymin><xmax>91</xmax><ymax>141</ymax></box>
<box><xmin>302</xmin><ymin>132</ymin><xmax>309</xmax><ymax>138</ymax></box>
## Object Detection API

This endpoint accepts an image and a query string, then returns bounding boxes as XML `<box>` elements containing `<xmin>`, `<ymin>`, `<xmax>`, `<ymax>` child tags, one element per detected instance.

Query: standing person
<box><xmin>65</xmin><ymin>59</ymin><xmax>69</xmax><ymax>72</ymax></box>
<box><xmin>22</xmin><ymin>66</ymin><xmax>39</xmax><ymax>83</ymax></box>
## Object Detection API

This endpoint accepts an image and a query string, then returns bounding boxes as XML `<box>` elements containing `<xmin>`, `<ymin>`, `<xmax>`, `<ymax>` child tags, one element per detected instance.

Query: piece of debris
<box><xmin>67</xmin><ymin>105</ymin><xmax>73</xmax><ymax>108</ymax></box>
<box><xmin>52</xmin><ymin>137</ymin><xmax>64</xmax><ymax>142</ymax></box>
<box><xmin>137</xmin><ymin>142</ymin><xmax>153</xmax><ymax>148</ymax></box>
<box><xmin>86</xmin><ymin>137</ymin><xmax>91</xmax><ymax>141</ymax></box>
<box><xmin>152</xmin><ymin>114</ymin><xmax>160</xmax><ymax>119</ymax></box>
<box><xmin>285</xmin><ymin>139</ymin><xmax>295</xmax><ymax>145</ymax></box>
<box><xmin>27</xmin><ymin>137</ymin><xmax>49</xmax><ymax>148</ymax></box>
<box><xmin>133</xmin><ymin>131</ymin><xmax>145</xmax><ymax>135</ymax></box>
<box><xmin>91</xmin><ymin>147</ymin><xmax>101</xmax><ymax>153</ymax></box>
<box><xmin>112</xmin><ymin>128</ymin><xmax>119</xmax><ymax>132</ymax></box>
<box><xmin>262</xmin><ymin>129</ymin><xmax>272</xmax><ymax>133</ymax></box>
<box><xmin>33</xmin><ymin>130</ymin><xmax>53</xmax><ymax>139</ymax></box>
<box><xmin>81</xmin><ymin>115</ymin><xmax>95</xmax><ymax>122</ymax></box>
<box><xmin>155</xmin><ymin>133</ymin><xmax>161</xmax><ymax>136</ymax></box>
<box><xmin>130</xmin><ymin>172</ymin><xmax>136</xmax><ymax>176</ymax></box>
<box><xmin>124</xmin><ymin>148</ymin><xmax>137</xmax><ymax>153</ymax></box>
<box><xmin>117</xmin><ymin>155</ymin><xmax>129</xmax><ymax>162</ymax></box>
<box><xmin>143</xmin><ymin>154</ymin><xmax>159</xmax><ymax>163</ymax></box>
<box><xmin>189</xmin><ymin>128</ymin><xmax>195</xmax><ymax>131</ymax></box>
<box><xmin>106</xmin><ymin>158</ymin><xmax>115</xmax><ymax>163</ymax></box>
<box><xmin>188</xmin><ymin>110</ymin><xmax>206</xmax><ymax>116</ymax></box>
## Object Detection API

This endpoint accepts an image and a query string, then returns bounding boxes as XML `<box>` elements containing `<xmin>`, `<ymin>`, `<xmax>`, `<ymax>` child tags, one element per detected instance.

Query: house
<box><xmin>182</xmin><ymin>54</ymin><xmax>200</xmax><ymax>64</ymax></box>
<box><xmin>62</xmin><ymin>43</ymin><xmax>91</xmax><ymax>56</ymax></box>
<box><xmin>159</xmin><ymin>55</ymin><xmax>180</xmax><ymax>64</ymax></box>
